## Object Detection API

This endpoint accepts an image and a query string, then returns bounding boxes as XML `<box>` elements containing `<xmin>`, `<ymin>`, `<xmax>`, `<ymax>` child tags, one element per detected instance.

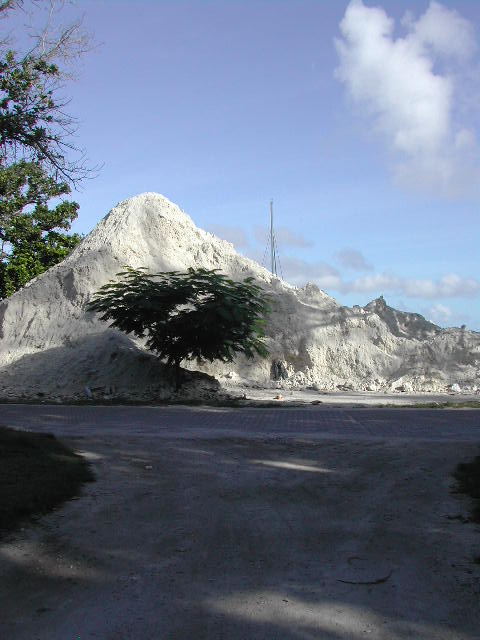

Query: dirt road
<box><xmin>1</xmin><ymin>405</ymin><xmax>479</xmax><ymax>639</ymax></box>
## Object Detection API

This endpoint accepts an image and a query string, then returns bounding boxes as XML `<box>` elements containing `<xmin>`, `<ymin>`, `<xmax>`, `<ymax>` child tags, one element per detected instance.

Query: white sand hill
<box><xmin>0</xmin><ymin>193</ymin><xmax>478</xmax><ymax>402</ymax></box>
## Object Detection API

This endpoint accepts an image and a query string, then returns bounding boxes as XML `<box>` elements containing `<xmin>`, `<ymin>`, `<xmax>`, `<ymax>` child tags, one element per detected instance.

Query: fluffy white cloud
<box><xmin>407</xmin><ymin>1</ymin><xmax>476</xmax><ymax>59</ymax></box>
<box><xmin>348</xmin><ymin>272</ymin><xmax>400</xmax><ymax>293</ymax></box>
<box><xmin>350</xmin><ymin>272</ymin><xmax>480</xmax><ymax>298</ymax></box>
<box><xmin>334</xmin><ymin>247</ymin><xmax>372</xmax><ymax>271</ymax></box>
<box><xmin>402</xmin><ymin>274</ymin><xmax>480</xmax><ymax>298</ymax></box>
<box><xmin>279</xmin><ymin>257</ymin><xmax>480</xmax><ymax>300</ymax></box>
<box><xmin>335</xmin><ymin>1</ymin><xmax>480</xmax><ymax>196</ymax></box>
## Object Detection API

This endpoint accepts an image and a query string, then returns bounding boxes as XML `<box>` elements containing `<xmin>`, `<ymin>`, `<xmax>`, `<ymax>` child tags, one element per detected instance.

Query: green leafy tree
<box><xmin>0</xmin><ymin>160</ymin><xmax>80</xmax><ymax>297</ymax></box>
<box><xmin>88</xmin><ymin>267</ymin><xmax>271</xmax><ymax>389</ymax></box>
<box><xmin>0</xmin><ymin>1</ymin><xmax>94</xmax><ymax>298</ymax></box>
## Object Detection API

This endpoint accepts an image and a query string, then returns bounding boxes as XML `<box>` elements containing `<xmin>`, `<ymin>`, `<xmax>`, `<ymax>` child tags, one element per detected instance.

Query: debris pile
<box><xmin>0</xmin><ymin>193</ymin><xmax>478</xmax><ymax>401</ymax></box>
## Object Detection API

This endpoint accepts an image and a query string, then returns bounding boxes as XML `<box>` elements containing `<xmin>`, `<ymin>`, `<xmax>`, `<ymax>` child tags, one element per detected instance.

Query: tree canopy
<box><xmin>88</xmin><ymin>267</ymin><xmax>271</xmax><ymax>386</ymax></box>
<box><xmin>0</xmin><ymin>160</ymin><xmax>80</xmax><ymax>297</ymax></box>
<box><xmin>0</xmin><ymin>1</ymin><xmax>94</xmax><ymax>299</ymax></box>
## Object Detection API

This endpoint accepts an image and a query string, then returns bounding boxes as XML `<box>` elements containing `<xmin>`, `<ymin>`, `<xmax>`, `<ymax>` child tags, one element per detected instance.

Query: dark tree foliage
<box><xmin>0</xmin><ymin>160</ymin><xmax>80</xmax><ymax>297</ymax></box>
<box><xmin>88</xmin><ymin>267</ymin><xmax>271</xmax><ymax>387</ymax></box>
<box><xmin>0</xmin><ymin>51</ymin><xmax>64</xmax><ymax>175</ymax></box>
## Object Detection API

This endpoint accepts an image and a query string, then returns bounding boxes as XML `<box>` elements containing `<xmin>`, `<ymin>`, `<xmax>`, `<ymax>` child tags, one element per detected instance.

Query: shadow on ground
<box><xmin>0</xmin><ymin>433</ymin><xmax>479</xmax><ymax>639</ymax></box>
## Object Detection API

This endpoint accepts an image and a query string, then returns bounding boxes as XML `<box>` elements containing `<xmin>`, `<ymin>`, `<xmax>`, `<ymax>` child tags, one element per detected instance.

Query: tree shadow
<box><xmin>0</xmin><ymin>331</ymin><xmax>218</xmax><ymax>403</ymax></box>
<box><xmin>0</xmin><ymin>433</ymin><xmax>478</xmax><ymax>639</ymax></box>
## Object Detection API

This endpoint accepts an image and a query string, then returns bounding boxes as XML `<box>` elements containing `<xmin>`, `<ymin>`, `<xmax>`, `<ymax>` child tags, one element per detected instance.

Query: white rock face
<box><xmin>0</xmin><ymin>192</ymin><xmax>479</xmax><ymax>400</ymax></box>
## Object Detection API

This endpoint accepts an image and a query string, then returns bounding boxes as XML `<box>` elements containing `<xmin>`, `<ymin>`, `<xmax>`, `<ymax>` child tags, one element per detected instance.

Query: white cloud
<box><xmin>403</xmin><ymin>274</ymin><xmax>480</xmax><ymax>298</ymax></box>
<box><xmin>335</xmin><ymin>1</ymin><xmax>480</xmax><ymax>197</ymax></box>
<box><xmin>409</xmin><ymin>1</ymin><xmax>476</xmax><ymax>60</ymax></box>
<box><xmin>278</xmin><ymin>256</ymin><xmax>480</xmax><ymax>300</ymax></box>
<box><xmin>349</xmin><ymin>272</ymin><xmax>480</xmax><ymax>298</ymax></box>
<box><xmin>334</xmin><ymin>247</ymin><xmax>372</xmax><ymax>271</ymax></box>
<box><xmin>348</xmin><ymin>272</ymin><xmax>400</xmax><ymax>293</ymax></box>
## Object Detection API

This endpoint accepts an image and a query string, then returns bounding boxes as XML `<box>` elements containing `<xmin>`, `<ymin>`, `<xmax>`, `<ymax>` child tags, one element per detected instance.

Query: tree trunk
<box><xmin>173</xmin><ymin>361</ymin><xmax>182</xmax><ymax>391</ymax></box>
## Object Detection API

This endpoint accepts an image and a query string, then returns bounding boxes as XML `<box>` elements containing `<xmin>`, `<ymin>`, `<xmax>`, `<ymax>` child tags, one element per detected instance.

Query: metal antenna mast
<box><xmin>270</xmin><ymin>199</ymin><xmax>277</xmax><ymax>276</ymax></box>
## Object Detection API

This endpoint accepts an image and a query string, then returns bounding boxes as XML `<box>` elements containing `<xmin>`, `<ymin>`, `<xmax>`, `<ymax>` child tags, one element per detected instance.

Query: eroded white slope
<box><xmin>0</xmin><ymin>193</ymin><xmax>478</xmax><ymax>400</ymax></box>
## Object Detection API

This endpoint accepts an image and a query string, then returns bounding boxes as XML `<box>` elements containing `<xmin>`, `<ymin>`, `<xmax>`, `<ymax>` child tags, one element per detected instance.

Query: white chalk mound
<box><xmin>0</xmin><ymin>192</ymin><xmax>479</xmax><ymax>401</ymax></box>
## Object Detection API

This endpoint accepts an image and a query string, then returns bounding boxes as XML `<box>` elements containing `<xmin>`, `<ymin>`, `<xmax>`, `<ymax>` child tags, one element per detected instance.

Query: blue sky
<box><xmin>12</xmin><ymin>1</ymin><xmax>480</xmax><ymax>329</ymax></box>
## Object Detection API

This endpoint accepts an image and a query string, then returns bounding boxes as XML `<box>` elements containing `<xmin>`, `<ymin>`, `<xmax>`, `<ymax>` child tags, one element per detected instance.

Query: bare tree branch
<box><xmin>0</xmin><ymin>0</ymin><xmax>100</xmax><ymax>186</ymax></box>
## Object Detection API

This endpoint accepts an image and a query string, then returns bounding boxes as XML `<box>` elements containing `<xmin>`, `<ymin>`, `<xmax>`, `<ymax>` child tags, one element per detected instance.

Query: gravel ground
<box><xmin>1</xmin><ymin>405</ymin><xmax>479</xmax><ymax>639</ymax></box>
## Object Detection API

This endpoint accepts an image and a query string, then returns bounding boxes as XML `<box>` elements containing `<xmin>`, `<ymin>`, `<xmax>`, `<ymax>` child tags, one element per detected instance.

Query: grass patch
<box><xmin>0</xmin><ymin>426</ymin><xmax>94</xmax><ymax>536</ymax></box>
<box><xmin>453</xmin><ymin>454</ymin><xmax>480</xmax><ymax>523</ymax></box>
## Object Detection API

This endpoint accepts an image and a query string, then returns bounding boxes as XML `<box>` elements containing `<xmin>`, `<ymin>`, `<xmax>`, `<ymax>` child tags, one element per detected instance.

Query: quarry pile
<box><xmin>0</xmin><ymin>193</ymin><xmax>479</xmax><ymax>402</ymax></box>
